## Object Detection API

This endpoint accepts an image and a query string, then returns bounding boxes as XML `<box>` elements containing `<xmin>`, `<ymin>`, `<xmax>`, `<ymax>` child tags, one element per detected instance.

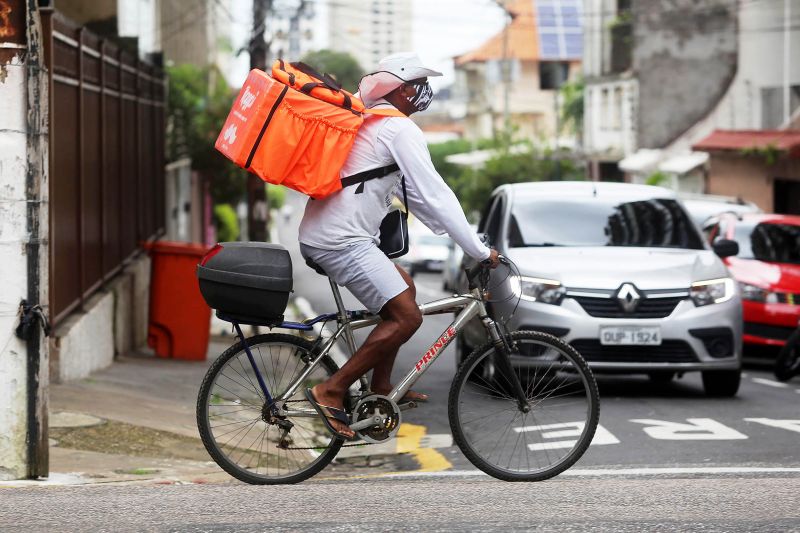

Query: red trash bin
<box><xmin>144</xmin><ymin>241</ymin><xmax>212</xmax><ymax>360</ymax></box>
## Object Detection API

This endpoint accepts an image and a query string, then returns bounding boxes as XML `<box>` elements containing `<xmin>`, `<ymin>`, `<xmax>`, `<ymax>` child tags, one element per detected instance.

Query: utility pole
<box><xmin>288</xmin><ymin>0</ymin><xmax>309</xmax><ymax>61</ymax></box>
<box><xmin>494</xmin><ymin>0</ymin><xmax>512</xmax><ymax>137</ymax></box>
<box><xmin>247</xmin><ymin>0</ymin><xmax>271</xmax><ymax>242</ymax></box>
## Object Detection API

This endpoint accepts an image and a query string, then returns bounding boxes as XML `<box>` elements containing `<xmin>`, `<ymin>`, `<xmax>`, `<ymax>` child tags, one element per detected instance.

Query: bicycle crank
<box><xmin>351</xmin><ymin>394</ymin><xmax>401</xmax><ymax>444</ymax></box>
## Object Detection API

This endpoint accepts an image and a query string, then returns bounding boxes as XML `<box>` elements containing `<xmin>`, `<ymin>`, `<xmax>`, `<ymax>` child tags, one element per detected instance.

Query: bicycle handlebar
<box><xmin>465</xmin><ymin>254</ymin><xmax>510</xmax><ymax>290</ymax></box>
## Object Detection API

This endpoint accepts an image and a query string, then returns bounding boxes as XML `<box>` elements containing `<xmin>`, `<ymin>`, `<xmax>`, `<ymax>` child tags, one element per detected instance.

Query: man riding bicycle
<box><xmin>299</xmin><ymin>53</ymin><xmax>499</xmax><ymax>439</ymax></box>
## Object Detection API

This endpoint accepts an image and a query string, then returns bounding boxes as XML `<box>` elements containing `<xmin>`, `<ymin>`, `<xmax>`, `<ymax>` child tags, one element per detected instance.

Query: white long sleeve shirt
<box><xmin>298</xmin><ymin>103</ymin><xmax>490</xmax><ymax>261</ymax></box>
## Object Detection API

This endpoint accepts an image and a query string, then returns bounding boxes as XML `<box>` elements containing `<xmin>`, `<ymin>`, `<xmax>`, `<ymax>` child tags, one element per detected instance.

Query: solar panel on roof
<box><xmin>536</xmin><ymin>0</ymin><xmax>583</xmax><ymax>60</ymax></box>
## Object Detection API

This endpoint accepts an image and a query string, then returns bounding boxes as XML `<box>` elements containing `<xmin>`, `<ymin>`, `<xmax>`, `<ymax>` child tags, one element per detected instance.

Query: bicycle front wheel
<box><xmin>449</xmin><ymin>331</ymin><xmax>599</xmax><ymax>482</ymax></box>
<box><xmin>197</xmin><ymin>334</ymin><xmax>343</xmax><ymax>484</ymax></box>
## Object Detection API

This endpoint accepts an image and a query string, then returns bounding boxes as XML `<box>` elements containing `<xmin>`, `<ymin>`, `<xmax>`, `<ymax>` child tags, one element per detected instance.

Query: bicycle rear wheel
<box><xmin>449</xmin><ymin>330</ymin><xmax>599</xmax><ymax>482</ymax></box>
<box><xmin>197</xmin><ymin>333</ymin><xmax>343</xmax><ymax>484</ymax></box>
<box><xmin>774</xmin><ymin>329</ymin><xmax>800</xmax><ymax>382</ymax></box>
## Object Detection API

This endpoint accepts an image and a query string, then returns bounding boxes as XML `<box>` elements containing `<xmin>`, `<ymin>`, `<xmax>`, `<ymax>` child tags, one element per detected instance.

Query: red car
<box><xmin>703</xmin><ymin>214</ymin><xmax>800</xmax><ymax>356</ymax></box>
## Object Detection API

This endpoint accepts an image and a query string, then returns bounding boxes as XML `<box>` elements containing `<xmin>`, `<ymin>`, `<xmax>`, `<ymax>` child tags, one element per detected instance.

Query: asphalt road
<box><xmin>3</xmin><ymin>475</ymin><xmax>799</xmax><ymax>532</ymax></box>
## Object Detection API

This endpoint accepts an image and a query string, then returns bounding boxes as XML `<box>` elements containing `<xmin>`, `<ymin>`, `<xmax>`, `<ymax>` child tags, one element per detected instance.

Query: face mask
<box><xmin>405</xmin><ymin>81</ymin><xmax>434</xmax><ymax>112</ymax></box>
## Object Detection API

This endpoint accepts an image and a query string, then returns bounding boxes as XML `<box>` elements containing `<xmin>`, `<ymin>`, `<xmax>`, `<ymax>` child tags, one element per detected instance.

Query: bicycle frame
<box><xmin>230</xmin><ymin>278</ymin><xmax>502</xmax><ymax>420</ymax></box>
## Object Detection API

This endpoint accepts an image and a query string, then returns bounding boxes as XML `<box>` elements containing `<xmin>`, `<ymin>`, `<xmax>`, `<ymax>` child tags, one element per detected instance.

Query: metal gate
<box><xmin>41</xmin><ymin>10</ymin><xmax>166</xmax><ymax>327</ymax></box>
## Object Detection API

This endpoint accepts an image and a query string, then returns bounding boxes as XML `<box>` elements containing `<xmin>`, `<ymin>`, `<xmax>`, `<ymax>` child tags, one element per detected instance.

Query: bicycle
<box><xmin>196</xmin><ymin>257</ymin><xmax>600</xmax><ymax>484</ymax></box>
<box><xmin>774</xmin><ymin>319</ymin><xmax>800</xmax><ymax>382</ymax></box>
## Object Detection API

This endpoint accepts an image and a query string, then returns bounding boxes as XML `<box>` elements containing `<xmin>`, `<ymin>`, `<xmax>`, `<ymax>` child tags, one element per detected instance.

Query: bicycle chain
<box><xmin>278</xmin><ymin>400</ymin><xmax>381</xmax><ymax>450</ymax></box>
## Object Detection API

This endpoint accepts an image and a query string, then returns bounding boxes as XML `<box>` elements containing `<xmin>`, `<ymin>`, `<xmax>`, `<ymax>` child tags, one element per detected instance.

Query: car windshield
<box><xmin>417</xmin><ymin>235</ymin><xmax>450</xmax><ymax>247</ymax></box>
<box><xmin>732</xmin><ymin>221</ymin><xmax>800</xmax><ymax>264</ymax></box>
<box><xmin>508</xmin><ymin>197</ymin><xmax>704</xmax><ymax>249</ymax></box>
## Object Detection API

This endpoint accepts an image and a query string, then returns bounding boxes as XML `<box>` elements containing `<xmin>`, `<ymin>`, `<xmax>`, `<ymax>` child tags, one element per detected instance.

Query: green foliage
<box><xmin>266</xmin><ymin>183</ymin><xmax>285</xmax><ymax>210</ymax></box>
<box><xmin>739</xmin><ymin>144</ymin><xmax>781</xmax><ymax>166</ymax></box>
<box><xmin>645</xmin><ymin>171</ymin><xmax>670</xmax><ymax>186</ymax></box>
<box><xmin>299</xmin><ymin>49</ymin><xmax>365</xmax><ymax>92</ymax></box>
<box><xmin>428</xmin><ymin>137</ymin><xmax>584</xmax><ymax>218</ymax></box>
<box><xmin>167</xmin><ymin>64</ymin><xmax>247</xmax><ymax>205</ymax></box>
<box><xmin>559</xmin><ymin>77</ymin><xmax>584</xmax><ymax>135</ymax></box>
<box><xmin>213</xmin><ymin>204</ymin><xmax>240</xmax><ymax>242</ymax></box>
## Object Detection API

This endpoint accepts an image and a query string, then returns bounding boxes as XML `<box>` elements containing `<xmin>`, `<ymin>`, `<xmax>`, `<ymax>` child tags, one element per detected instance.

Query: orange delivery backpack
<box><xmin>215</xmin><ymin>60</ymin><xmax>405</xmax><ymax>199</ymax></box>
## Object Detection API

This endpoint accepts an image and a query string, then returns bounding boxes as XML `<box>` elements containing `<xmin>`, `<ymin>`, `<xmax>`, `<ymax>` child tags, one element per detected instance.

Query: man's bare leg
<box><xmin>370</xmin><ymin>266</ymin><xmax>428</xmax><ymax>402</ymax></box>
<box><xmin>311</xmin><ymin>283</ymin><xmax>422</xmax><ymax>438</ymax></box>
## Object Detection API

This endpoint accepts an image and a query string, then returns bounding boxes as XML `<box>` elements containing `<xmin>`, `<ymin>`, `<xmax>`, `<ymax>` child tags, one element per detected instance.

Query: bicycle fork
<box><xmin>482</xmin><ymin>316</ymin><xmax>530</xmax><ymax>413</ymax></box>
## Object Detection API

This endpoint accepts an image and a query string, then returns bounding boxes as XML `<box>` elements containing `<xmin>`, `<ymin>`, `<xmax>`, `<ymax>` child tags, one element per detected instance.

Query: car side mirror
<box><xmin>713</xmin><ymin>238</ymin><xmax>739</xmax><ymax>258</ymax></box>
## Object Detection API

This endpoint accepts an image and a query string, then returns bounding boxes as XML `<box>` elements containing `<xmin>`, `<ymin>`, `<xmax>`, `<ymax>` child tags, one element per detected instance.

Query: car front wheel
<box><xmin>701</xmin><ymin>369</ymin><xmax>741</xmax><ymax>397</ymax></box>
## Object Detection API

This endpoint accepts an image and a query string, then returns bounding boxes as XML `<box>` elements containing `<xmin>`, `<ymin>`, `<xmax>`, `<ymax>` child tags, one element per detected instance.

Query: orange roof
<box><xmin>455</xmin><ymin>0</ymin><xmax>539</xmax><ymax>65</ymax></box>
<box><xmin>693</xmin><ymin>130</ymin><xmax>800</xmax><ymax>158</ymax></box>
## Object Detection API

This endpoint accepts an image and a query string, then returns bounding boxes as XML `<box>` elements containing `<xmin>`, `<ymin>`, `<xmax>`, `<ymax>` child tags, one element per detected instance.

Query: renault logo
<box><xmin>616</xmin><ymin>283</ymin><xmax>641</xmax><ymax>312</ymax></box>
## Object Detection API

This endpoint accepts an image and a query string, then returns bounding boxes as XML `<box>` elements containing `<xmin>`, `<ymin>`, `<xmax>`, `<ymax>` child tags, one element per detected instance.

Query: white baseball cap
<box><xmin>358</xmin><ymin>52</ymin><xmax>443</xmax><ymax>106</ymax></box>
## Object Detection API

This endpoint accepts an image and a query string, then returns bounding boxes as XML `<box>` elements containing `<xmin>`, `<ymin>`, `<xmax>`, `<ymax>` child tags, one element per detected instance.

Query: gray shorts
<box><xmin>299</xmin><ymin>241</ymin><xmax>410</xmax><ymax>314</ymax></box>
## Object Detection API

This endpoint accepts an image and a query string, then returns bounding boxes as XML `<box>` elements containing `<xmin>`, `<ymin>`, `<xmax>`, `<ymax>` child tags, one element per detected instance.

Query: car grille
<box><xmin>571</xmin><ymin>295</ymin><xmax>685</xmax><ymax>319</ymax></box>
<box><xmin>776</xmin><ymin>292</ymin><xmax>799</xmax><ymax>305</ymax></box>
<box><xmin>569</xmin><ymin>339</ymin><xmax>698</xmax><ymax>363</ymax></box>
<box><xmin>744</xmin><ymin>322</ymin><xmax>796</xmax><ymax>341</ymax></box>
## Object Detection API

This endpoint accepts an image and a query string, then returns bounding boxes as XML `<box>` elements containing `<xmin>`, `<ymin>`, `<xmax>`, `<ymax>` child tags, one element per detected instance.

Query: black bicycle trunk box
<box><xmin>196</xmin><ymin>242</ymin><xmax>292</xmax><ymax>326</ymax></box>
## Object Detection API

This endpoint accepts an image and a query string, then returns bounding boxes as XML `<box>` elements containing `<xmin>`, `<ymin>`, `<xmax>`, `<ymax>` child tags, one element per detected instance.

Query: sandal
<box><xmin>304</xmin><ymin>388</ymin><xmax>356</xmax><ymax>441</ymax></box>
<box><xmin>400</xmin><ymin>390</ymin><xmax>429</xmax><ymax>404</ymax></box>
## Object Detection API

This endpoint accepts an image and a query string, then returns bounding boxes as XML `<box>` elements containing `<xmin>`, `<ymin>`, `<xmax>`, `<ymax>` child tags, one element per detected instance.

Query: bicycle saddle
<box><xmin>305</xmin><ymin>257</ymin><xmax>327</xmax><ymax>276</ymax></box>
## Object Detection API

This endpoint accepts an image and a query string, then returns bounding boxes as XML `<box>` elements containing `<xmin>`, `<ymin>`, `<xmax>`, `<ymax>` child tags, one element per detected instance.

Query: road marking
<box><xmin>629</xmin><ymin>418</ymin><xmax>748</xmax><ymax>440</ymax></box>
<box><xmin>396</xmin><ymin>423</ymin><xmax>453</xmax><ymax>472</ymax></box>
<box><xmin>379</xmin><ymin>466</ymin><xmax>800</xmax><ymax>479</ymax></box>
<box><xmin>751</xmin><ymin>377</ymin><xmax>790</xmax><ymax>388</ymax></box>
<box><xmin>514</xmin><ymin>422</ymin><xmax>619</xmax><ymax>450</ymax></box>
<box><xmin>744</xmin><ymin>418</ymin><xmax>800</xmax><ymax>434</ymax></box>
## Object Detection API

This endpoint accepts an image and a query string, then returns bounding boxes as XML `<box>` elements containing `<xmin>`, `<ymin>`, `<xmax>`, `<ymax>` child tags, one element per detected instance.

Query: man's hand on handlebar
<box><xmin>487</xmin><ymin>248</ymin><xmax>501</xmax><ymax>269</ymax></box>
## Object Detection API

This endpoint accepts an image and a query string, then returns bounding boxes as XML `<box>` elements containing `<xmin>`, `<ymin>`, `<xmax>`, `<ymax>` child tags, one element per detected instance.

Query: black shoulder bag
<box><xmin>378</xmin><ymin>176</ymin><xmax>409</xmax><ymax>259</ymax></box>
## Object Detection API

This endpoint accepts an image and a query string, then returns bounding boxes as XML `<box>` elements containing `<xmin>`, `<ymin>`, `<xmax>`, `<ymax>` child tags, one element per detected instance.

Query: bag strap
<box><xmin>363</xmin><ymin>107</ymin><xmax>406</xmax><ymax>117</ymax></box>
<box><xmin>341</xmin><ymin>163</ymin><xmax>400</xmax><ymax>194</ymax></box>
<box><xmin>291</xmin><ymin>61</ymin><xmax>342</xmax><ymax>92</ymax></box>
<box><xmin>399</xmin><ymin>175</ymin><xmax>408</xmax><ymax>217</ymax></box>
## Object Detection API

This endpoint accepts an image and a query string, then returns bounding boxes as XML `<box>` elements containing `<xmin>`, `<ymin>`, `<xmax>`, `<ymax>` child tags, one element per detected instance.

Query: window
<box><xmin>484</xmin><ymin>198</ymin><xmax>506</xmax><ymax>244</ymax></box>
<box><xmin>508</xmin><ymin>196</ymin><xmax>704</xmax><ymax>250</ymax></box>
<box><xmin>539</xmin><ymin>62</ymin><xmax>569</xmax><ymax>90</ymax></box>
<box><xmin>612</xmin><ymin>86</ymin><xmax>623</xmax><ymax>130</ymax></box>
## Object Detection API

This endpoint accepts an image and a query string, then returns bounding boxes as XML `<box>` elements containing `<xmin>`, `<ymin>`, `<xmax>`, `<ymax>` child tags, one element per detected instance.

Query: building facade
<box><xmin>454</xmin><ymin>0</ymin><xmax>582</xmax><ymax>142</ymax></box>
<box><xmin>328</xmin><ymin>0</ymin><xmax>412</xmax><ymax>71</ymax></box>
<box><xmin>583</xmin><ymin>0</ymin><xmax>800</xmax><ymax>194</ymax></box>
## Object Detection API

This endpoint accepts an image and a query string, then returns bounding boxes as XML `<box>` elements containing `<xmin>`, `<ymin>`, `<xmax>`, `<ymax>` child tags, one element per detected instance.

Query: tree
<box><xmin>559</xmin><ymin>77</ymin><xmax>584</xmax><ymax>138</ymax></box>
<box><xmin>299</xmin><ymin>49</ymin><xmax>365</xmax><ymax>92</ymax></box>
<box><xmin>167</xmin><ymin>64</ymin><xmax>247</xmax><ymax>205</ymax></box>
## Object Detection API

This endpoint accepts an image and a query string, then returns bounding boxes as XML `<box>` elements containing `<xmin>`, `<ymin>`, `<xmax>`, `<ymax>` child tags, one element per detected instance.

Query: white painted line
<box><xmin>741</xmin><ymin>372</ymin><xmax>749</xmax><ymax>378</ymax></box>
<box><xmin>751</xmin><ymin>377</ymin><xmax>790</xmax><ymax>388</ymax></box>
<box><xmin>381</xmin><ymin>466</ymin><xmax>800</xmax><ymax>479</ymax></box>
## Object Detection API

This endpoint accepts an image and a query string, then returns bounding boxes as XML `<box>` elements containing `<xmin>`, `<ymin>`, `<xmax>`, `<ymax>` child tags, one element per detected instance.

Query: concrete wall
<box><xmin>706</xmin><ymin>153</ymin><xmax>800</xmax><ymax>212</ymax></box>
<box><xmin>49</xmin><ymin>253</ymin><xmax>151</xmax><ymax>383</ymax></box>
<box><xmin>634</xmin><ymin>0</ymin><xmax>738</xmax><ymax>149</ymax></box>
<box><xmin>0</xmin><ymin>49</ymin><xmax>30</xmax><ymax>481</ymax></box>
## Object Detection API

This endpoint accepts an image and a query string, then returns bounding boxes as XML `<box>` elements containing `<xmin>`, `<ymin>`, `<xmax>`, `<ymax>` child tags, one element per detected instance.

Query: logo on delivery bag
<box><xmin>222</xmin><ymin>124</ymin><xmax>237</xmax><ymax>145</ymax></box>
<box><xmin>239</xmin><ymin>86</ymin><xmax>258</xmax><ymax>111</ymax></box>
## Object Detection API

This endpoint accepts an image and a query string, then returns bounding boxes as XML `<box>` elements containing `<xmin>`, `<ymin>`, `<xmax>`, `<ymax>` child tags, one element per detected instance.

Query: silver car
<box><xmin>457</xmin><ymin>182</ymin><xmax>744</xmax><ymax>397</ymax></box>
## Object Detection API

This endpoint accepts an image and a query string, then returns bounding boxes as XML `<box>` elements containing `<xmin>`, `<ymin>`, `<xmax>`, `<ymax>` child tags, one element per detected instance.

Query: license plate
<box><xmin>600</xmin><ymin>326</ymin><xmax>661</xmax><ymax>346</ymax></box>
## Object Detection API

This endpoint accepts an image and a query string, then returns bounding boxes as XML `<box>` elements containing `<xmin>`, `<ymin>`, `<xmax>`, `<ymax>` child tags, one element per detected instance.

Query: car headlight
<box><xmin>690</xmin><ymin>278</ymin><xmax>735</xmax><ymax>306</ymax></box>
<box><xmin>739</xmin><ymin>282</ymin><xmax>779</xmax><ymax>304</ymax></box>
<box><xmin>509</xmin><ymin>276</ymin><xmax>565</xmax><ymax>304</ymax></box>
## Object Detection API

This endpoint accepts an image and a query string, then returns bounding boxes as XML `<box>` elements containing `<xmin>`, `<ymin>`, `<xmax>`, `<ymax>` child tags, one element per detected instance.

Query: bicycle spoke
<box><xmin>453</xmin><ymin>333</ymin><xmax>598</xmax><ymax>480</ymax></box>
<box><xmin>200</xmin><ymin>338</ymin><xmax>342</xmax><ymax>484</ymax></box>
